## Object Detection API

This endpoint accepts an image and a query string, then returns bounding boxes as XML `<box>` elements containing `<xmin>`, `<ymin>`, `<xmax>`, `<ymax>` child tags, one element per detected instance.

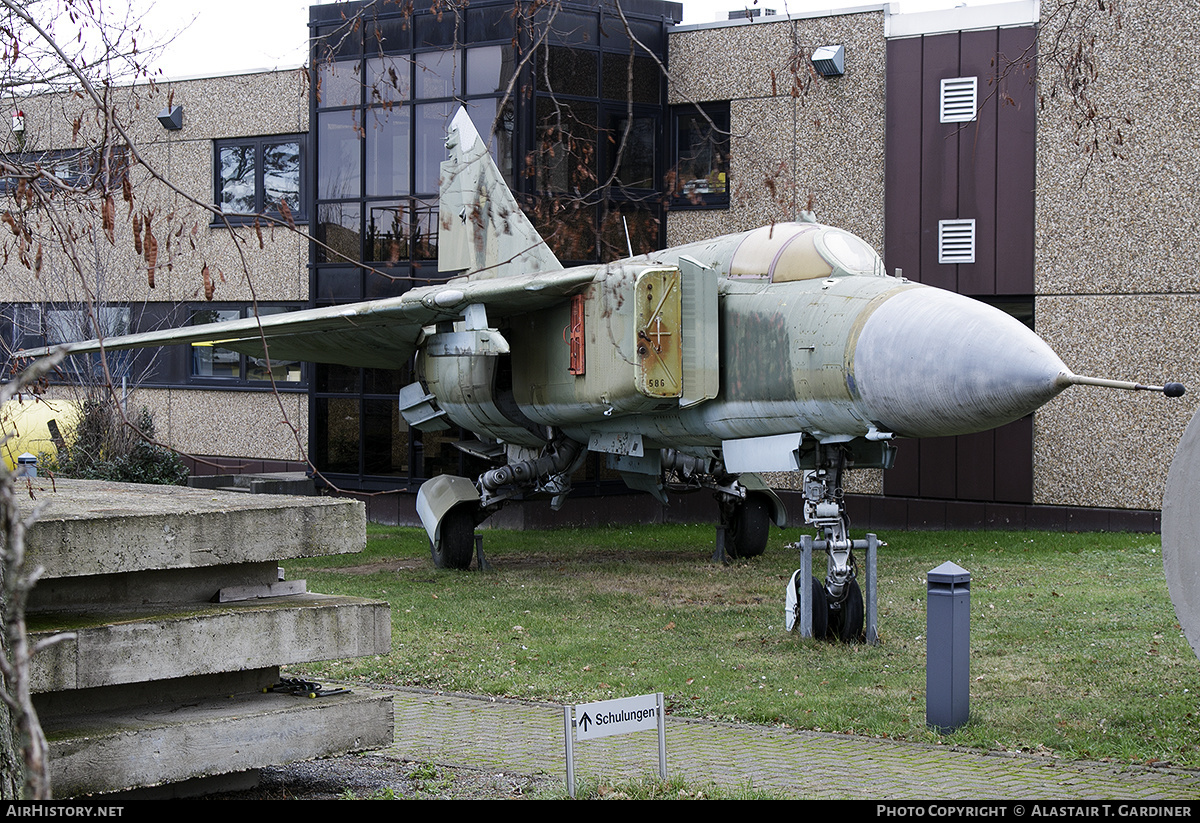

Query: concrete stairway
<box><xmin>20</xmin><ymin>479</ymin><xmax>392</xmax><ymax>797</ymax></box>
<box><xmin>187</xmin><ymin>471</ymin><xmax>316</xmax><ymax>496</ymax></box>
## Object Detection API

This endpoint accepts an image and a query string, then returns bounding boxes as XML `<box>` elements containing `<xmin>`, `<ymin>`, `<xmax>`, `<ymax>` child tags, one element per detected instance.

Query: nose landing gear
<box><xmin>785</xmin><ymin>454</ymin><xmax>879</xmax><ymax>644</ymax></box>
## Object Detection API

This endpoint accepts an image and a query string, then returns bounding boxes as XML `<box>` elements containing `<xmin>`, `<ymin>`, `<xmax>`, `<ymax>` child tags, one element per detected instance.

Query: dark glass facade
<box><xmin>307</xmin><ymin>0</ymin><xmax>682</xmax><ymax>491</ymax></box>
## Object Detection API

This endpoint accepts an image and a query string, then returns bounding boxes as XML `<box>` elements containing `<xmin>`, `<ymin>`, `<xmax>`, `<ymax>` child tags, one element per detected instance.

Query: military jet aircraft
<box><xmin>23</xmin><ymin>108</ymin><xmax>1184</xmax><ymax>640</ymax></box>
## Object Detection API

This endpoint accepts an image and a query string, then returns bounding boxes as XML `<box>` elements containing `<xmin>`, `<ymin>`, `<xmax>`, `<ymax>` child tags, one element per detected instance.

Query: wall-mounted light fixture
<box><xmin>811</xmin><ymin>45</ymin><xmax>845</xmax><ymax>78</ymax></box>
<box><xmin>157</xmin><ymin>105</ymin><xmax>183</xmax><ymax>131</ymax></box>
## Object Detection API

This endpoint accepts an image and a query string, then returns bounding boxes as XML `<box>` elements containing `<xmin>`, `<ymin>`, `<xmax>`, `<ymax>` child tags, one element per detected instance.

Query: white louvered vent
<box><xmin>938</xmin><ymin>219</ymin><xmax>976</xmax><ymax>264</ymax></box>
<box><xmin>940</xmin><ymin>77</ymin><xmax>978</xmax><ymax>123</ymax></box>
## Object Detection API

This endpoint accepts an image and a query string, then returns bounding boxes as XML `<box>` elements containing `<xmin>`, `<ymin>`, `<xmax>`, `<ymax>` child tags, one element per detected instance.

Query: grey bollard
<box><xmin>16</xmin><ymin>452</ymin><xmax>37</xmax><ymax>478</ymax></box>
<box><xmin>926</xmin><ymin>561</ymin><xmax>970</xmax><ymax>732</ymax></box>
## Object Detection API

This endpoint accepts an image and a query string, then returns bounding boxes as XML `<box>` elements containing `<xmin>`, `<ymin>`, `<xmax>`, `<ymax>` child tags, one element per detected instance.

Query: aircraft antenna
<box><xmin>623</xmin><ymin>216</ymin><xmax>634</xmax><ymax>258</ymax></box>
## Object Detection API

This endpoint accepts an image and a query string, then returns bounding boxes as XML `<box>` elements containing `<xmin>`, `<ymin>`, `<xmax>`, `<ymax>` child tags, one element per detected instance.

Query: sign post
<box><xmin>563</xmin><ymin>693</ymin><xmax>666</xmax><ymax>797</ymax></box>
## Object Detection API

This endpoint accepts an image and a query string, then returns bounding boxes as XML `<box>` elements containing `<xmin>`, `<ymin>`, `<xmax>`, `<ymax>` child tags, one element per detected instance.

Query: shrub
<box><xmin>46</xmin><ymin>398</ymin><xmax>188</xmax><ymax>486</ymax></box>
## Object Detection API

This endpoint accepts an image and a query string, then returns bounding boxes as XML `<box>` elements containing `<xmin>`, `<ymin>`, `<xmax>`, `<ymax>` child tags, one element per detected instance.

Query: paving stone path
<box><xmin>375</xmin><ymin>688</ymin><xmax>1200</xmax><ymax>800</ymax></box>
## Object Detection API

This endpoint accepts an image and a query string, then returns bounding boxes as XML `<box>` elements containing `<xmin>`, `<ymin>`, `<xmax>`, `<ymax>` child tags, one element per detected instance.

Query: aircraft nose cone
<box><xmin>851</xmin><ymin>287</ymin><xmax>1069</xmax><ymax>438</ymax></box>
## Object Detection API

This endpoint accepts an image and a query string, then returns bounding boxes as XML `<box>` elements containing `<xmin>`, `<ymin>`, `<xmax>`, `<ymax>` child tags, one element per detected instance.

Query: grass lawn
<box><xmin>288</xmin><ymin>522</ymin><xmax>1200</xmax><ymax>769</ymax></box>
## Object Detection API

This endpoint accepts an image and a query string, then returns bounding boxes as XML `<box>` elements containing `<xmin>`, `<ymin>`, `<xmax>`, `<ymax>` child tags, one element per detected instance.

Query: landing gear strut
<box><xmin>785</xmin><ymin>448</ymin><xmax>880</xmax><ymax>644</ymax></box>
<box><xmin>417</xmin><ymin>435</ymin><xmax>585</xmax><ymax>570</ymax></box>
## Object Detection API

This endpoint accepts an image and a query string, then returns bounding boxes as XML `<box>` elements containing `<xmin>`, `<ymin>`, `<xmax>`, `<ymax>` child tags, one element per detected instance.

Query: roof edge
<box><xmin>885</xmin><ymin>1</ymin><xmax>1039</xmax><ymax>38</ymax></box>
<box><xmin>670</xmin><ymin>4</ymin><xmax>887</xmax><ymax>33</ymax></box>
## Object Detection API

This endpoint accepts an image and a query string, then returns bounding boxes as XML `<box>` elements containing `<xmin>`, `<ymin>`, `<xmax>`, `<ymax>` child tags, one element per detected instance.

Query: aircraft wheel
<box><xmin>727</xmin><ymin>494</ymin><xmax>770</xmax><ymax>558</ymax></box>
<box><xmin>432</xmin><ymin>505</ymin><xmax>476</xmax><ymax>570</ymax></box>
<box><xmin>809</xmin><ymin>577</ymin><xmax>829</xmax><ymax>639</ymax></box>
<box><xmin>829</xmin><ymin>578</ymin><xmax>865</xmax><ymax>643</ymax></box>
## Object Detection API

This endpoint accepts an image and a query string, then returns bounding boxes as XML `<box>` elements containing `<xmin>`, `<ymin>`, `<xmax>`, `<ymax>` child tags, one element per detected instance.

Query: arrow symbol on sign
<box><xmin>578</xmin><ymin>712</ymin><xmax>592</xmax><ymax>733</ymax></box>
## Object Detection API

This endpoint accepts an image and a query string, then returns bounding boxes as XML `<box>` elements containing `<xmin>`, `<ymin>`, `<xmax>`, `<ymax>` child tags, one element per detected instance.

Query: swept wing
<box><xmin>19</xmin><ymin>268</ymin><xmax>597</xmax><ymax>370</ymax></box>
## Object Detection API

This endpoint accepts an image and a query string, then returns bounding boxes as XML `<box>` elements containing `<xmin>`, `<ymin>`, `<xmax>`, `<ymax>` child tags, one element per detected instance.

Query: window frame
<box><xmin>1</xmin><ymin>146</ymin><xmax>129</xmax><ymax>195</ymax></box>
<box><xmin>186</xmin><ymin>303</ymin><xmax>307</xmax><ymax>388</ymax></box>
<box><xmin>669</xmin><ymin>102</ymin><xmax>730</xmax><ymax>210</ymax></box>
<box><xmin>213</xmin><ymin>134</ymin><xmax>307</xmax><ymax>223</ymax></box>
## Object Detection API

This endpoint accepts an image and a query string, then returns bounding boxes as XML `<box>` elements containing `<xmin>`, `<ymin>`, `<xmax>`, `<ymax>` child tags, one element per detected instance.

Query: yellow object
<box><xmin>0</xmin><ymin>397</ymin><xmax>78</xmax><ymax>471</ymax></box>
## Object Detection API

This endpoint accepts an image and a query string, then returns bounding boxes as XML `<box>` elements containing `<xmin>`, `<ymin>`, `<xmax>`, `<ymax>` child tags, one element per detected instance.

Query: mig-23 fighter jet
<box><xmin>24</xmin><ymin>108</ymin><xmax>1184</xmax><ymax>641</ymax></box>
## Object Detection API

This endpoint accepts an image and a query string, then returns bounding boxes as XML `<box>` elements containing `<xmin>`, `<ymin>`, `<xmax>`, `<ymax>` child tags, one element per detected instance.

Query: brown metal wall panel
<box><xmin>884</xmin><ymin>439</ymin><xmax>921</xmax><ymax>497</ymax></box>
<box><xmin>984</xmin><ymin>503</ymin><xmax>1027</xmax><ymax>529</ymax></box>
<box><xmin>883</xmin><ymin>27</ymin><xmax>1036</xmax><ymax>507</ymax></box>
<box><xmin>885</xmin><ymin>36</ymin><xmax>924</xmax><ymax>280</ymax></box>
<box><xmin>907</xmin><ymin>498</ymin><xmax>949</xmax><ymax>529</ymax></box>
<box><xmin>993</xmin><ymin>416</ymin><xmax>1034</xmax><ymax>503</ymax></box>
<box><xmin>918</xmin><ymin>436</ymin><xmax>957</xmax><ymax>498</ymax></box>
<box><xmin>955</xmin><ymin>429</ymin><xmax>995</xmax><ymax>500</ymax></box>
<box><xmin>946</xmin><ymin>501</ymin><xmax>989</xmax><ymax>529</ymax></box>
<box><xmin>1025</xmin><ymin>505</ymin><xmax>1068</xmax><ymax>531</ymax></box>
<box><xmin>996</xmin><ymin>26</ymin><xmax>1037</xmax><ymax>294</ymax></box>
<box><xmin>844</xmin><ymin>494</ymin><xmax>1160</xmax><ymax>534</ymax></box>
<box><xmin>874</xmin><ymin>496</ymin><xmax>915</xmax><ymax>530</ymax></box>
<box><xmin>920</xmin><ymin>32</ymin><xmax>962</xmax><ymax>291</ymax></box>
<box><xmin>957</xmin><ymin>28</ymin><xmax>999</xmax><ymax>296</ymax></box>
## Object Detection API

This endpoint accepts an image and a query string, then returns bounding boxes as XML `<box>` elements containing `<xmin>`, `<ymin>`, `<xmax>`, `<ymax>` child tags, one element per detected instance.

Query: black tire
<box><xmin>830</xmin><ymin>578</ymin><xmax>865</xmax><ymax>643</ymax></box>
<box><xmin>726</xmin><ymin>494</ymin><xmax>771</xmax><ymax>558</ymax></box>
<box><xmin>808</xmin><ymin>576</ymin><xmax>829</xmax><ymax>639</ymax></box>
<box><xmin>432</xmin><ymin>506</ymin><xmax>475</xmax><ymax>570</ymax></box>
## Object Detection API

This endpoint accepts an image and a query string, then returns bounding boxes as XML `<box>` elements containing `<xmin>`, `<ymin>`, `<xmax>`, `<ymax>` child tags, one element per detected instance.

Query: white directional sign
<box><xmin>573</xmin><ymin>693</ymin><xmax>661</xmax><ymax>741</ymax></box>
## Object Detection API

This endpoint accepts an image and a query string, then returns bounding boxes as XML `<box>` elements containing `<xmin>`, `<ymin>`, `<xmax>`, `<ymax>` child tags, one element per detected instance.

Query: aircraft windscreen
<box><xmin>817</xmin><ymin>230</ymin><xmax>885</xmax><ymax>277</ymax></box>
<box><xmin>733</xmin><ymin>224</ymin><xmax>885</xmax><ymax>282</ymax></box>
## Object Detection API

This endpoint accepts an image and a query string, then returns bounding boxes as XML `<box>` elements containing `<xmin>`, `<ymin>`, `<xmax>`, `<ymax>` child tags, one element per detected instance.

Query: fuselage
<box><xmin>422</xmin><ymin>221</ymin><xmax>1072</xmax><ymax>453</ymax></box>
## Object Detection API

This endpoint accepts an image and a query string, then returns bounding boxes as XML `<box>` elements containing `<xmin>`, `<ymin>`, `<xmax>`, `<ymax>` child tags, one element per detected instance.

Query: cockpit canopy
<box><xmin>728</xmin><ymin>223</ymin><xmax>885</xmax><ymax>282</ymax></box>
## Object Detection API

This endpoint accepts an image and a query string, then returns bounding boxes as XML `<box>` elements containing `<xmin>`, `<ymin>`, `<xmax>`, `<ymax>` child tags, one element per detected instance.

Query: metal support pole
<box><xmin>865</xmin><ymin>533</ymin><xmax>879</xmax><ymax>646</ymax></box>
<box><xmin>563</xmin><ymin>705</ymin><xmax>575</xmax><ymax>798</ymax></box>
<box><xmin>474</xmin><ymin>534</ymin><xmax>492</xmax><ymax>571</ymax></box>
<box><xmin>655</xmin><ymin>692</ymin><xmax>667</xmax><ymax>780</ymax></box>
<box><xmin>798</xmin><ymin>535</ymin><xmax>814</xmax><ymax>637</ymax></box>
<box><xmin>712</xmin><ymin>525</ymin><xmax>728</xmax><ymax>564</ymax></box>
<box><xmin>797</xmin><ymin>534</ymin><xmax>879</xmax><ymax>643</ymax></box>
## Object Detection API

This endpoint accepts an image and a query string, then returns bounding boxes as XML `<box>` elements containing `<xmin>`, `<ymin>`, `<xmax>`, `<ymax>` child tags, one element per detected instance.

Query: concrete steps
<box><xmin>41</xmin><ymin>684</ymin><xmax>392</xmax><ymax>798</ymax></box>
<box><xmin>187</xmin><ymin>472</ymin><xmax>316</xmax><ymax>496</ymax></box>
<box><xmin>22</xmin><ymin>479</ymin><xmax>392</xmax><ymax>797</ymax></box>
<box><xmin>29</xmin><ymin>594</ymin><xmax>388</xmax><ymax>692</ymax></box>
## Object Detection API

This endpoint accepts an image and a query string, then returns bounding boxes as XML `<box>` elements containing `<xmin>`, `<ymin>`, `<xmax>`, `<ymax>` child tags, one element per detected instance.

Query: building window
<box><xmin>5</xmin><ymin>304</ymin><xmax>133</xmax><ymax>383</ymax></box>
<box><xmin>188</xmin><ymin>306</ymin><xmax>304</xmax><ymax>384</ymax></box>
<box><xmin>670</xmin><ymin>103</ymin><xmax>729</xmax><ymax>208</ymax></box>
<box><xmin>979</xmin><ymin>297</ymin><xmax>1034</xmax><ymax>330</ymax></box>
<box><xmin>534</xmin><ymin>98</ymin><xmax>598</xmax><ymax>195</ymax></box>
<box><xmin>940</xmin><ymin>77</ymin><xmax>978</xmax><ymax>123</ymax></box>
<box><xmin>9</xmin><ymin>304</ymin><xmax>44</xmax><ymax>352</ymax></box>
<box><xmin>1</xmin><ymin>147</ymin><xmax>129</xmax><ymax>194</ymax></box>
<box><xmin>607</xmin><ymin>114</ymin><xmax>656</xmax><ymax>190</ymax></box>
<box><xmin>308</xmin><ymin>0</ymin><xmax>677</xmax><ymax>486</ymax></box>
<box><xmin>215</xmin><ymin>135</ymin><xmax>305</xmax><ymax>219</ymax></box>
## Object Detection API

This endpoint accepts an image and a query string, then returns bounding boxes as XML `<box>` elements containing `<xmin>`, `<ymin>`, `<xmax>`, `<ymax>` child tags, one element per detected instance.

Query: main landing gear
<box><xmin>717</xmin><ymin>490</ymin><xmax>774</xmax><ymax>560</ymax></box>
<box><xmin>416</xmin><ymin>436</ymin><xmax>586</xmax><ymax>571</ymax></box>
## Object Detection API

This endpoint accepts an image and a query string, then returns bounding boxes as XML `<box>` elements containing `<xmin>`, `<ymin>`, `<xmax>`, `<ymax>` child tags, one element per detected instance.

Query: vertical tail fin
<box><xmin>439</xmin><ymin>107</ymin><xmax>562</xmax><ymax>278</ymax></box>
